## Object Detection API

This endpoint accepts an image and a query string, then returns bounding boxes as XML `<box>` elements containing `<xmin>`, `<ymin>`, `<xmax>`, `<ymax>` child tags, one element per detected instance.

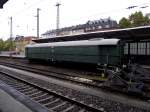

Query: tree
<box><xmin>119</xmin><ymin>17</ymin><xmax>131</xmax><ymax>28</ymax></box>
<box><xmin>129</xmin><ymin>11</ymin><xmax>145</xmax><ymax>27</ymax></box>
<box><xmin>144</xmin><ymin>15</ymin><xmax>150</xmax><ymax>25</ymax></box>
<box><xmin>0</xmin><ymin>38</ymin><xmax>16</xmax><ymax>51</ymax></box>
<box><xmin>5</xmin><ymin>39</ymin><xmax>16</xmax><ymax>51</ymax></box>
<box><xmin>0</xmin><ymin>39</ymin><xmax>4</xmax><ymax>50</ymax></box>
<box><xmin>119</xmin><ymin>11</ymin><xmax>150</xmax><ymax>28</ymax></box>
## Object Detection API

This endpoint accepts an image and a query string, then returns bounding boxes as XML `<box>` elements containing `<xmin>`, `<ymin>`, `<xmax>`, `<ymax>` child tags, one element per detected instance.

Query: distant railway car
<box><xmin>25</xmin><ymin>39</ymin><xmax>124</xmax><ymax>66</ymax></box>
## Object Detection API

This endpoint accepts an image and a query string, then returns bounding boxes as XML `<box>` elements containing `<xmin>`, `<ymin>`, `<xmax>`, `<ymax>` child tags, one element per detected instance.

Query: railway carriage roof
<box><xmin>26</xmin><ymin>39</ymin><xmax>120</xmax><ymax>48</ymax></box>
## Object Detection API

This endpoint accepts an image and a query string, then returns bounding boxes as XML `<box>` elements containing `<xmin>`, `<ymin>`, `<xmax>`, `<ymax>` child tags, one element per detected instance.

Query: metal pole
<box><xmin>56</xmin><ymin>3</ymin><xmax>61</xmax><ymax>35</ymax></box>
<box><xmin>10</xmin><ymin>17</ymin><xmax>12</xmax><ymax>38</ymax></box>
<box><xmin>37</xmin><ymin>8</ymin><xmax>40</xmax><ymax>38</ymax></box>
<box><xmin>10</xmin><ymin>16</ymin><xmax>13</xmax><ymax>52</ymax></box>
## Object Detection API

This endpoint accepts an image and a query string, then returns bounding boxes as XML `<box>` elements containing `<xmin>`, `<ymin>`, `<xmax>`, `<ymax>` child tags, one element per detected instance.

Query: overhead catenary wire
<box><xmin>0</xmin><ymin>1</ymin><xmax>150</xmax><ymax>38</ymax></box>
<box><xmin>0</xmin><ymin>1</ymin><xmax>150</xmax><ymax>26</ymax></box>
<box><xmin>1</xmin><ymin>1</ymin><xmax>150</xmax><ymax>24</ymax></box>
<box><xmin>0</xmin><ymin>0</ymin><xmax>48</xmax><ymax>24</ymax></box>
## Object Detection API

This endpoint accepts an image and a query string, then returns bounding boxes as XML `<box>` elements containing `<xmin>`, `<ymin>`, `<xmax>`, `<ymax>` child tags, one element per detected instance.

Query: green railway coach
<box><xmin>25</xmin><ymin>39</ymin><xmax>124</xmax><ymax>66</ymax></box>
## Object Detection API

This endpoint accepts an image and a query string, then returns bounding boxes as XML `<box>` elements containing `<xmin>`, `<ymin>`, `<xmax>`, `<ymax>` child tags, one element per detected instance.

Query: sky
<box><xmin>0</xmin><ymin>0</ymin><xmax>150</xmax><ymax>40</ymax></box>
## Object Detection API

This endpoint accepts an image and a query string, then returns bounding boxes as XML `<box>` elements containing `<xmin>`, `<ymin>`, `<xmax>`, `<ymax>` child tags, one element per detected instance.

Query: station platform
<box><xmin>0</xmin><ymin>54</ymin><xmax>25</xmax><ymax>58</ymax></box>
<box><xmin>0</xmin><ymin>89</ymin><xmax>33</xmax><ymax>112</ymax></box>
<box><xmin>0</xmin><ymin>80</ymin><xmax>50</xmax><ymax>112</ymax></box>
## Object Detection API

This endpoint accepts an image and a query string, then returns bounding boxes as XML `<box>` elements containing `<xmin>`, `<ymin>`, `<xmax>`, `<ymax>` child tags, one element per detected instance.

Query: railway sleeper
<box><xmin>33</xmin><ymin>94</ymin><xmax>53</xmax><ymax>101</ymax></box>
<box><xmin>24</xmin><ymin>89</ymin><xmax>40</xmax><ymax>95</ymax></box>
<box><xmin>61</xmin><ymin>105</ymin><xmax>76</xmax><ymax>112</ymax></box>
<box><xmin>12</xmin><ymin>84</ymin><xmax>30</xmax><ymax>89</ymax></box>
<box><xmin>28</xmin><ymin>91</ymin><xmax>44</xmax><ymax>97</ymax></box>
<box><xmin>19</xmin><ymin>87</ymin><xmax>35</xmax><ymax>92</ymax></box>
<box><xmin>50</xmin><ymin>102</ymin><xmax>67</xmax><ymax>110</ymax></box>
<box><xmin>44</xmin><ymin>98</ymin><xmax>60</xmax><ymax>107</ymax></box>
<box><xmin>38</xmin><ymin>96</ymin><xmax>59</xmax><ymax>104</ymax></box>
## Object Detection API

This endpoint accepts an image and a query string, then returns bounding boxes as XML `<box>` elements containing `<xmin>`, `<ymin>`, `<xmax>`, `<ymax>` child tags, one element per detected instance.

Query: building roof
<box><xmin>15</xmin><ymin>36</ymin><xmax>38</xmax><ymax>41</ymax></box>
<box><xmin>42</xmin><ymin>18</ymin><xmax>118</xmax><ymax>36</ymax></box>
<box><xmin>34</xmin><ymin>25</ymin><xmax>150</xmax><ymax>43</ymax></box>
<box><xmin>0</xmin><ymin>0</ymin><xmax>8</xmax><ymax>8</ymax></box>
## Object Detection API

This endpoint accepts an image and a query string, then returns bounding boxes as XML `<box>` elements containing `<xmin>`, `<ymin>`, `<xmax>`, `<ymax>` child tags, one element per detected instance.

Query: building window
<box><xmin>138</xmin><ymin>42</ymin><xmax>146</xmax><ymax>55</ymax></box>
<box><xmin>124</xmin><ymin>43</ymin><xmax>128</xmax><ymax>54</ymax></box>
<box><xmin>130</xmin><ymin>43</ymin><xmax>137</xmax><ymax>55</ymax></box>
<box><xmin>147</xmin><ymin>42</ymin><xmax>150</xmax><ymax>55</ymax></box>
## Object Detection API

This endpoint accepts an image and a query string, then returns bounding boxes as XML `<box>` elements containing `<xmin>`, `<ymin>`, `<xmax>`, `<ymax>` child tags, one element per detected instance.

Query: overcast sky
<box><xmin>0</xmin><ymin>0</ymin><xmax>150</xmax><ymax>40</ymax></box>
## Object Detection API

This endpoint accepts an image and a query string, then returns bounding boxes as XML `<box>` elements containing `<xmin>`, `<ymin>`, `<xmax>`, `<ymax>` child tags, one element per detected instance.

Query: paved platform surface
<box><xmin>0</xmin><ymin>89</ymin><xmax>33</xmax><ymax>112</ymax></box>
<box><xmin>0</xmin><ymin>80</ymin><xmax>51</xmax><ymax>112</ymax></box>
<box><xmin>0</xmin><ymin>54</ymin><xmax>25</xmax><ymax>58</ymax></box>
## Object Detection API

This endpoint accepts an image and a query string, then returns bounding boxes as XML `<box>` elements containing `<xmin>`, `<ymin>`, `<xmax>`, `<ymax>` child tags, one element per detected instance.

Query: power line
<box><xmin>0</xmin><ymin>1</ymin><xmax>150</xmax><ymax>38</ymax></box>
<box><xmin>13</xmin><ymin>0</ymin><xmax>47</xmax><ymax>17</ymax></box>
<box><xmin>0</xmin><ymin>1</ymin><xmax>150</xmax><ymax>25</ymax></box>
<box><xmin>61</xmin><ymin>2</ymin><xmax>150</xmax><ymax>24</ymax></box>
<box><xmin>0</xmin><ymin>0</ymin><xmax>47</xmax><ymax>24</ymax></box>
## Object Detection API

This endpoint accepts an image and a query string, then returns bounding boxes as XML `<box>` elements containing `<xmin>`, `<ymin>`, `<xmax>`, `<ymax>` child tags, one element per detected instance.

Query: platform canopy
<box><xmin>0</xmin><ymin>0</ymin><xmax>8</xmax><ymax>8</ymax></box>
<box><xmin>34</xmin><ymin>25</ymin><xmax>150</xmax><ymax>43</ymax></box>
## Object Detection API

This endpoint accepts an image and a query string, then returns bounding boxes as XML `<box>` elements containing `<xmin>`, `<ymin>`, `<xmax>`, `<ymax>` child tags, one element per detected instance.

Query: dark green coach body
<box><xmin>25</xmin><ymin>39</ymin><xmax>124</xmax><ymax>66</ymax></box>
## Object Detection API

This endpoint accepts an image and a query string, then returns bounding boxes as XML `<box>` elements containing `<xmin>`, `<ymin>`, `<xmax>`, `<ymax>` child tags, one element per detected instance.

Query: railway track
<box><xmin>1</xmin><ymin>60</ymin><xmax>150</xmax><ymax>99</ymax></box>
<box><xmin>0</xmin><ymin>72</ymin><xmax>104</xmax><ymax>112</ymax></box>
<box><xmin>0</xmin><ymin>60</ymin><xmax>150</xmax><ymax>99</ymax></box>
<box><xmin>0</xmin><ymin>60</ymin><xmax>150</xmax><ymax>111</ymax></box>
<box><xmin>0</xmin><ymin>61</ymin><xmax>103</xmax><ymax>87</ymax></box>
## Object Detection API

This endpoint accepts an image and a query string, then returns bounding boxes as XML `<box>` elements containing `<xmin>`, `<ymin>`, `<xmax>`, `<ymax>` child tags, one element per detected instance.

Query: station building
<box><xmin>14</xmin><ymin>36</ymin><xmax>37</xmax><ymax>53</ymax></box>
<box><xmin>34</xmin><ymin>25</ymin><xmax>150</xmax><ymax>65</ymax></box>
<box><xmin>42</xmin><ymin>18</ymin><xmax>118</xmax><ymax>38</ymax></box>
